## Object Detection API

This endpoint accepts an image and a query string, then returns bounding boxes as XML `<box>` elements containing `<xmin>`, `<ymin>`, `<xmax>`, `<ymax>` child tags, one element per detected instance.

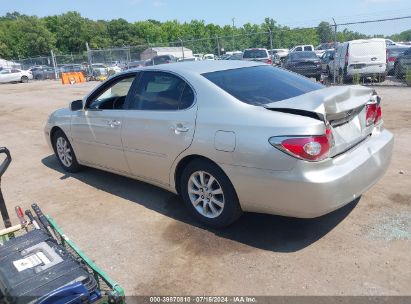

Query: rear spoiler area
<box><xmin>264</xmin><ymin>85</ymin><xmax>374</xmax><ymax>119</ymax></box>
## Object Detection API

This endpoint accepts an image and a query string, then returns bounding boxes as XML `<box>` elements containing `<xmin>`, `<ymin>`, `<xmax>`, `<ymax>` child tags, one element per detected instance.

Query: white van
<box><xmin>330</xmin><ymin>38</ymin><xmax>387</xmax><ymax>81</ymax></box>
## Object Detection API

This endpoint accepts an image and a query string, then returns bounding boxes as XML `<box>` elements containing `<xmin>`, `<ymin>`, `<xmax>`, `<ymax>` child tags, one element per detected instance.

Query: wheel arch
<box><xmin>50</xmin><ymin>126</ymin><xmax>64</xmax><ymax>147</ymax></box>
<box><xmin>173</xmin><ymin>154</ymin><xmax>228</xmax><ymax>195</ymax></box>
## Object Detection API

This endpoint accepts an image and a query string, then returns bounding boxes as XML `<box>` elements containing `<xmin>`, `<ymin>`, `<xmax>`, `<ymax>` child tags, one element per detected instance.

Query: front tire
<box><xmin>52</xmin><ymin>130</ymin><xmax>81</xmax><ymax>173</ymax></box>
<box><xmin>21</xmin><ymin>76</ymin><xmax>29</xmax><ymax>83</ymax></box>
<box><xmin>180</xmin><ymin>159</ymin><xmax>242</xmax><ymax>228</ymax></box>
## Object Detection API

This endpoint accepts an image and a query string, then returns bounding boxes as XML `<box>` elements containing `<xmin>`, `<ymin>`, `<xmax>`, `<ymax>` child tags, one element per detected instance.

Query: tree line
<box><xmin>0</xmin><ymin>11</ymin><xmax>410</xmax><ymax>60</ymax></box>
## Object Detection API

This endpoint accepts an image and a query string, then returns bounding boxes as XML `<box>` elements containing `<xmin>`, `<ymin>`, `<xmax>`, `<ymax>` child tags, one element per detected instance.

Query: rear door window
<box><xmin>203</xmin><ymin>65</ymin><xmax>323</xmax><ymax>106</ymax></box>
<box><xmin>304</xmin><ymin>46</ymin><xmax>313</xmax><ymax>51</ymax></box>
<box><xmin>129</xmin><ymin>71</ymin><xmax>194</xmax><ymax>110</ymax></box>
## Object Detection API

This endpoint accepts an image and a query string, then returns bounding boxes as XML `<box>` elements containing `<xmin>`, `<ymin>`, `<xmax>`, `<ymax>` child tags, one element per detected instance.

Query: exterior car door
<box><xmin>121</xmin><ymin>71</ymin><xmax>197</xmax><ymax>186</ymax></box>
<box><xmin>70</xmin><ymin>74</ymin><xmax>137</xmax><ymax>173</ymax></box>
<box><xmin>10</xmin><ymin>69</ymin><xmax>22</xmax><ymax>82</ymax></box>
<box><xmin>0</xmin><ymin>69</ymin><xmax>12</xmax><ymax>83</ymax></box>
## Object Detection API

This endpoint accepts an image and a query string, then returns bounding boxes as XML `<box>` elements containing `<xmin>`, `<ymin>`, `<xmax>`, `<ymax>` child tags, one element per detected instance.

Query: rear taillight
<box><xmin>388</xmin><ymin>57</ymin><xmax>396</xmax><ymax>62</ymax></box>
<box><xmin>374</xmin><ymin>104</ymin><xmax>382</xmax><ymax>124</ymax></box>
<box><xmin>269</xmin><ymin>126</ymin><xmax>333</xmax><ymax>162</ymax></box>
<box><xmin>366</xmin><ymin>96</ymin><xmax>383</xmax><ymax>126</ymax></box>
<box><xmin>267</xmin><ymin>58</ymin><xmax>272</xmax><ymax>65</ymax></box>
<box><xmin>366</xmin><ymin>103</ymin><xmax>377</xmax><ymax>126</ymax></box>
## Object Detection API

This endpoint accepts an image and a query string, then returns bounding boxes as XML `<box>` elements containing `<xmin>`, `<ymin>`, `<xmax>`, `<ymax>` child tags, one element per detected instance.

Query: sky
<box><xmin>0</xmin><ymin>0</ymin><xmax>410</xmax><ymax>35</ymax></box>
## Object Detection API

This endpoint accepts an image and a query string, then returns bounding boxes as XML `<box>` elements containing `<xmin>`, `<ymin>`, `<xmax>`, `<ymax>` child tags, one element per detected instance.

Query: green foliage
<box><xmin>0</xmin><ymin>12</ymin><xmax>409</xmax><ymax>60</ymax></box>
<box><xmin>317</xmin><ymin>21</ymin><xmax>333</xmax><ymax>43</ymax></box>
<box><xmin>0</xmin><ymin>15</ymin><xmax>55</xmax><ymax>58</ymax></box>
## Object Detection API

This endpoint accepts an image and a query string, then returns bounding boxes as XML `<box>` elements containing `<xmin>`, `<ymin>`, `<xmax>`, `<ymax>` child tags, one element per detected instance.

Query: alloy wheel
<box><xmin>188</xmin><ymin>170</ymin><xmax>225</xmax><ymax>218</ymax></box>
<box><xmin>56</xmin><ymin>137</ymin><xmax>73</xmax><ymax>167</ymax></box>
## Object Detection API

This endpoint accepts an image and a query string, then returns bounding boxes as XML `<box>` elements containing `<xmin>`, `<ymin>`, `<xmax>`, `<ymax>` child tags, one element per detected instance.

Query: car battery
<box><xmin>0</xmin><ymin>228</ymin><xmax>100</xmax><ymax>304</ymax></box>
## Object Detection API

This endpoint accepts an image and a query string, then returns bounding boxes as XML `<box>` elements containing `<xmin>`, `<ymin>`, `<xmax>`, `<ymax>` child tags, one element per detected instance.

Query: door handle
<box><xmin>108</xmin><ymin>120</ymin><xmax>121</xmax><ymax>128</ymax></box>
<box><xmin>172</xmin><ymin>123</ymin><xmax>189</xmax><ymax>133</ymax></box>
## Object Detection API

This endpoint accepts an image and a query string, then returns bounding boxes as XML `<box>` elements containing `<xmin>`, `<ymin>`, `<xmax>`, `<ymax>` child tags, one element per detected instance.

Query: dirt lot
<box><xmin>0</xmin><ymin>80</ymin><xmax>410</xmax><ymax>296</ymax></box>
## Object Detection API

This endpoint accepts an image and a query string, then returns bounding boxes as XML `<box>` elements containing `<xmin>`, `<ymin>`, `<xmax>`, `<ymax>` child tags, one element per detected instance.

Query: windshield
<box><xmin>243</xmin><ymin>50</ymin><xmax>268</xmax><ymax>59</ymax></box>
<box><xmin>203</xmin><ymin>65</ymin><xmax>323</xmax><ymax>106</ymax></box>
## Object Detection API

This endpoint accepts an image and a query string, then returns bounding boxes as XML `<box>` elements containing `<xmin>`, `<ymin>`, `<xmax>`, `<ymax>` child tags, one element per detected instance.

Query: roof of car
<box><xmin>127</xmin><ymin>60</ymin><xmax>266</xmax><ymax>75</ymax></box>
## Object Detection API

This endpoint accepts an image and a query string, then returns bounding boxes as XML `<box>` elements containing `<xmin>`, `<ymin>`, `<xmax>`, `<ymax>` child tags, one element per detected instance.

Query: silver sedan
<box><xmin>44</xmin><ymin>61</ymin><xmax>393</xmax><ymax>227</ymax></box>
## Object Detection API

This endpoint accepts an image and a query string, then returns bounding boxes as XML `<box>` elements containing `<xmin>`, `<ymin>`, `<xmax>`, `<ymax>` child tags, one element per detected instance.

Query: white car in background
<box><xmin>178</xmin><ymin>57</ymin><xmax>202</xmax><ymax>62</ymax></box>
<box><xmin>0</xmin><ymin>68</ymin><xmax>33</xmax><ymax>84</ymax></box>
<box><xmin>270</xmin><ymin>48</ymin><xmax>289</xmax><ymax>59</ymax></box>
<box><xmin>203</xmin><ymin>54</ymin><xmax>215</xmax><ymax>60</ymax></box>
<box><xmin>290</xmin><ymin>45</ymin><xmax>314</xmax><ymax>52</ymax></box>
<box><xmin>330</xmin><ymin>38</ymin><xmax>387</xmax><ymax>82</ymax></box>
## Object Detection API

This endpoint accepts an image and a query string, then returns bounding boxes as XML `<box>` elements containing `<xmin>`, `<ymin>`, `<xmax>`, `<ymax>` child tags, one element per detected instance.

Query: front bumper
<box><xmin>221</xmin><ymin>128</ymin><xmax>394</xmax><ymax>218</ymax></box>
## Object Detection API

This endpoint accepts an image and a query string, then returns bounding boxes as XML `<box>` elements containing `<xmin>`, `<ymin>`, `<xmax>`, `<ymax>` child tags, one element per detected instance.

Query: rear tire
<box><xmin>52</xmin><ymin>129</ymin><xmax>81</xmax><ymax>173</ymax></box>
<box><xmin>180</xmin><ymin>159</ymin><xmax>242</xmax><ymax>228</ymax></box>
<box><xmin>21</xmin><ymin>76</ymin><xmax>29</xmax><ymax>83</ymax></box>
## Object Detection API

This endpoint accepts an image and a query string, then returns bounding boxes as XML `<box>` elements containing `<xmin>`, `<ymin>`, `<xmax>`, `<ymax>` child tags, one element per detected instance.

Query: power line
<box><xmin>336</xmin><ymin>15</ymin><xmax>411</xmax><ymax>26</ymax></box>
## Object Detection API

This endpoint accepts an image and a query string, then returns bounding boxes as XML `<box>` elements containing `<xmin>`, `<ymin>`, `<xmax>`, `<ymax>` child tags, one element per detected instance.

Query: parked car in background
<box><xmin>45</xmin><ymin>61</ymin><xmax>393</xmax><ymax>228</ymax></box>
<box><xmin>0</xmin><ymin>68</ymin><xmax>33</xmax><ymax>83</ymax></box>
<box><xmin>126</xmin><ymin>60</ymin><xmax>146</xmax><ymax>70</ymax></box>
<box><xmin>330</xmin><ymin>39</ymin><xmax>387</xmax><ymax>82</ymax></box>
<box><xmin>178</xmin><ymin>57</ymin><xmax>202</xmax><ymax>62</ymax></box>
<box><xmin>387</xmin><ymin>46</ymin><xmax>410</xmax><ymax>75</ymax></box>
<box><xmin>394</xmin><ymin>47</ymin><xmax>411</xmax><ymax>79</ymax></box>
<box><xmin>60</xmin><ymin>64</ymin><xmax>86</xmax><ymax>74</ymax></box>
<box><xmin>149</xmin><ymin>55</ymin><xmax>178</xmax><ymax>65</ymax></box>
<box><xmin>30</xmin><ymin>66</ymin><xmax>56</xmax><ymax>80</ymax></box>
<box><xmin>108</xmin><ymin>64</ymin><xmax>122</xmax><ymax>74</ymax></box>
<box><xmin>283</xmin><ymin>51</ymin><xmax>322</xmax><ymax>81</ymax></box>
<box><xmin>290</xmin><ymin>45</ymin><xmax>314</xmax><ymax>52</ymax></box>
<box><xmin>270</xmin><ymin>49</ymin><xmax>289</xmax><ymax>59</ymax></box>
<box><xmin>203</xmin><ymin>54</ymin><xmax>215</xmax><ymax>60</ymax></box>
<box><xmin>320</xmin><ymin>49</ymin><xmax>335</xmax><ymax>75</ymax></box>
<box><xmin>225</xmin><ymin>53</ymin><xmax>243</xmax><ymax>60</ymax></box>
<box><xmin>242</xmin><ymin>48</ymin><xmax>272</xmax><ymax>64</ymax></box>
<box><xmin>314</xmin><ymin>43</ymin><xmax>334</xmax><ymax>57</ymax></box>
<box><xmin>91</xmin><ymin>63</ymin><xmax>109</xmax><ymax>77</ymax></box>
<box><xmin>268</xmin><ymin>50</ymin><xmax>281</xmax><ymax>65</ymax></box>
<box><xmin>385</xmin><ymin>39</ymin><xmax>409</xmax><ymax>47</ymax></box>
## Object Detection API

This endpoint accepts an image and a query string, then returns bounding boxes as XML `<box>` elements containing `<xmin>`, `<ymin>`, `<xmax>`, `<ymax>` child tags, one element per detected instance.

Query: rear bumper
<box><xmin>347</xmin><ymin>65</ymin><xmax>386</xmax><ymax>77</ymax></box>
<box><xmin>290</xmin><ymin>68</ymin><xmax>322</xmax><ymax>77</ymax></box>
<box><xmin>221</xmin><ymin>128</ymin><xmax>393</xmax><ymax>218</ymax></box>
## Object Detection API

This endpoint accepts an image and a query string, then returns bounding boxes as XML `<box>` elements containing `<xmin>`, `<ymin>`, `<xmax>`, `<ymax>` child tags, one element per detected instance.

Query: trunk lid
<box><xmin>265</xmin><ymin>85</ymin><xmax>375</xmax><ymax>156</ymax></box>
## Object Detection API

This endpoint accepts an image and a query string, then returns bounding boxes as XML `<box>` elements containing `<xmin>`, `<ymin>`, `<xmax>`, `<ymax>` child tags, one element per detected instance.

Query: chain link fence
<box><xmin>10</xmin><ymin>16</ymin><xmax>410</xmax><ymax>85</ymax></box>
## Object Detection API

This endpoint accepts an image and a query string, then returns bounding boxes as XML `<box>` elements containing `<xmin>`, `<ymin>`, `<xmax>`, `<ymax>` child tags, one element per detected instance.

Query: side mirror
<box><xmin>70</xmin><ymin>99</ymin><xmax>83</xmax><ymax>111</ymax></box>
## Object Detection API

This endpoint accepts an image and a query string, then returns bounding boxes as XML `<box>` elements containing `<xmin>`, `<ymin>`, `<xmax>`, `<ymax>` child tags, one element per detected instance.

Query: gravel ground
<box><xmin>0</xmin><ymin>80</ymin><xmax>410</xmax><ymax>296</ymax></box>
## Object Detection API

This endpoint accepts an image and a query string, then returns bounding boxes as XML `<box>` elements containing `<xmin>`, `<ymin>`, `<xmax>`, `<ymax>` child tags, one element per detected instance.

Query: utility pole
<box><xmin>332</xmin><ymin>18</ymin><xmax>337</xmax><ymax>84</ymax></box>
<box><xmin>269</xmin><ymin>29</ymin><xmax>273</xmax><ymax>52</ymax></box>
<box><xmin>86</xmin><ymin>42</ymin><xmax>92</xmax><ymax>67</ymax></box>
<box><xmin>216</xmin><ymin>36</ymin><xmax>220</xmax><ymax>56</ymax></box>
<box><xmin>232</xmin><ymin>17</ymin><xmax>235</xmax><ymax>51</ymax></box>
<box><xmin>178</xmin><ymin>37</ymin><xmax>185</xmax><ymax>59</ymax></box>
<box><xmin>147</xmin><ymin>37</ymin><xmax>154</xmax><ymax>60</ymax></box>
<box><xmin>50</xmin><ymin>50</ymin><xmax>58</xmax><ymax>80</ymax></box>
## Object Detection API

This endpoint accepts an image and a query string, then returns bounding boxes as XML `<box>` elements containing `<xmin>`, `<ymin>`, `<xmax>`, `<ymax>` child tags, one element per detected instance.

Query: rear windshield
<box><xmin>290</xmin><ymin>52</ymin><xmax>318</xmax><ymax>60</ymax></box>
<box><xmin>243</xmin><ymin>50</ymin><xmax>268</xmax><ymax>59</ymax></box>
<box><xmin>203</xmin><ymin>65</ymin><xmax>323</xmax><ymax>106</ymax></box>
<box><xmin>388</xmin><ymin>47</ymin><xmax>409</xmax><ymax>56</ymax></box>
